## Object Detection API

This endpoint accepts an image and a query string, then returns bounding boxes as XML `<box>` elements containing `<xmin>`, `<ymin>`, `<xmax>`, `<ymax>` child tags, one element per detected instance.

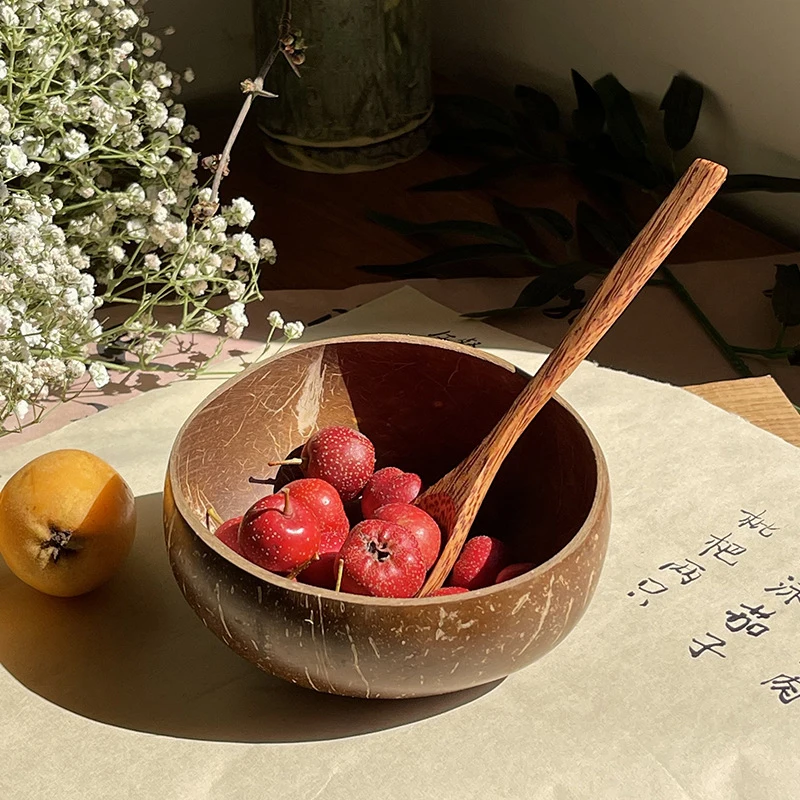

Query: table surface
<box><xmin>686</xmin><ymin>376</ymin><xmax>800</xmax><ymax>447</ymax></box>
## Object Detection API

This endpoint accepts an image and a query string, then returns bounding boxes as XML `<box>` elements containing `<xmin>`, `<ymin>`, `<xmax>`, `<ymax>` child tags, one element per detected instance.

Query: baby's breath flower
<box><xmin>3</xmin><ymin>145</ymin><xmax>28</xmax><ymax>175</ymax></box>
<box><xmin>61</xmin><ymin>130</ymin><xmax>90</xmax><ymax>160</ymax></box>
<box><xmin>230</xmin><ymin>232</ymin><xmax>259</xmax><ymax>264</ymax></box>
<box><xmin>139</xmin><ymin>338</ymin><xmax>163</xmax><ymax>358</ymax></box>
<box><xmin>0</xmin><ymin>0</ymin><xmax>291</xmax><ymax>434</ymax></box>
<box><xmin>13</xmin><ymin>399</ymin><xmax>30</xmax><ymax>420</ymax></box>
<box><xmin>209</xmin><ymin>216</ymin><xmax>227</xmax><ymax>234</ymax></box>
<box><xmin>182</xmin><ymin>124</ymin><xmax>200</xmax><ymax>143</ymax></box>
<box><xmin>267</xmin><ymin>310</ymin><xmax>284</xmax><ymax>329</ymax></box>
<box><xmin>89</xmin><ymin>362</ymin><xmax>110</xmax><ymax>389</ymax></box>
<box><xmin>223</xmin><ymin>197</ymin><xmax>256</xmax><ymax>228</ymax></box>
<box><xmin>227</xmin><ymin>280</ymin><xmax>245</xmax><ymax>301</ymax></box>
<box><xmin>116</xmin><ymin>8</ymin><xmax>139</xmax><ymax>30</ymax></box>
<box><xmin>284</xmin><ymin>321</ymin><xmax>305</xmax><ymax>341</ymax></box>
<box><xmin>66</xmin><ymin>361</ymin><xmax>86</xmax><ymax>381</ymax></box>
<box><xmin>158</xmin><ymin>188</ymin><xmax>177</xmax><ymax>206</ymax></box>
<box><xmin>226</xmin><ymin>301</ymin><xmax>248</xmax><ymax>329</ymax></box>
<box><xmin>0</xmin><ymin>306</ymin><xmax>12</xmax><ymax>335</ymax></box>
<box><xmin>165</xmin><ymin>116</ymin><xmax>183</xmax><ymax>135</ymax></box>
<box><xmin>198</xmin><ymin>312</ymin><xmax>220</xmax><ymax>333</ymax></box>
<box><xmin>108</xmin><ymin>245</ymin><xmax>126</xmax><ymax>263</ymax></box>
<box><xmin>259</xmin><ymin>238</ymin><xmax>277</xmax><ymax>264</ymax></box>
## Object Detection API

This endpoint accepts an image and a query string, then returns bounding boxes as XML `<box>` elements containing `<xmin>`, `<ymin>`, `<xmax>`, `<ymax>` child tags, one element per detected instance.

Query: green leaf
<box><xmin>492</xmin><ymin>197</ymin><xmax>574</xmax><ymax>241</ymax></box>
<box><xmin>771</xmin><ymin>264</ymin><xmax>800</xmax><ymax>326</ymax></box>
<box><xmin>660</xmin><ymin>74</ymin><xmax>704</xmax><ymax>151</ymax></box>
<box><xmin>542</xmin><ymin>287</ymin><xmax>587</xmax><ymax>319</ymax></box>
<box><xmin>571</xmin><ymin>69</ymin><xmax>605</xmax><ymax>138</ymax></box>
<box><xmin>410</xmin><ymin>156</ymin><xmax>536</xmax><ymax>192</ymax></box>
<box><xmin>593</xmin><ymin>74</ymin><xmax>648</xmax><ymax>160</ymax></box>
<box><xmin>721</xmin><ymin>174</ymin><xmax>800</xmax><ymax>193</ymax></box>
<box><xmin>514</xmin><ymin>263</ymin><xmax>596</xmax><ymax>306</ymax></box>
<box><xmin>576</xmin><ymin>202</ymin><xmax>633</xmax><ymax>259</ymax></box>
<box><xmin>367</xmin><ymin>211</ymin><xmax>528</xmax><ymax>249</ymax></box>
<box><xmin>463</xmin><ymin>262</ymin><xmax>595</xmax><ymax>317</ymax></box>
<box><xmin>514</xmin><ymin>85</ymin><xmax>560</xmax><ymax>131</ymax></box>
<box><xmin>358</xmin><ymin>243</ymin><xmax>529</xmax><ymax>278</ymax></box>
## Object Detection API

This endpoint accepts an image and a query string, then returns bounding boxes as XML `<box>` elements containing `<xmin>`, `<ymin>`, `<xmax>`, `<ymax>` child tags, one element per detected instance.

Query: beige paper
<box><xmin>1</xmin><ymin>287</ymin><xmax>799</xmax><ymax>800</ymax></box>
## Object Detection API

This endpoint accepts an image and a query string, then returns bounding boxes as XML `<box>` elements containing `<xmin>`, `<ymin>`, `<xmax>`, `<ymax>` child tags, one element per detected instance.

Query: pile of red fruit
<box><xmin>211</xmin><ymin>425</ymin><xmax>533</xmax><ymax>598</ymax></box>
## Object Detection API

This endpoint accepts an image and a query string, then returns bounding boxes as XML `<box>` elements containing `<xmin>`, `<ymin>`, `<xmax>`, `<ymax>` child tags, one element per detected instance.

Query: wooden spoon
<box><xmin>416</xmin><ymin>158</ymin><xmax>728</xmax><ymax>596</ymax></box>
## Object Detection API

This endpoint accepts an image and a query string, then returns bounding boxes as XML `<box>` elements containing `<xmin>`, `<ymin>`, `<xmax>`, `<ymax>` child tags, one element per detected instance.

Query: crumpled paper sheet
<box><xmin>1</xmin><ymin>287</ymin><xmax>799</xmax><ymax>800</ymax></box>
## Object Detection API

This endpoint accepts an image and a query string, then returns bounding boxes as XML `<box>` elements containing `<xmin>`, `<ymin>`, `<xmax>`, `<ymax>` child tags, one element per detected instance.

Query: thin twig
<box><xmin>209</xmin><ymin>0</ymin><xmax>295</xmax><ymax>204</ymax></box>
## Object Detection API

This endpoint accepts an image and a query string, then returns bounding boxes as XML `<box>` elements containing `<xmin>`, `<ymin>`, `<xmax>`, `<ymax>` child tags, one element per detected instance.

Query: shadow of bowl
<box><xmin>0</xmin><ymin>492</ymin><xmax>501</xmax><ymax>743</ymax></box>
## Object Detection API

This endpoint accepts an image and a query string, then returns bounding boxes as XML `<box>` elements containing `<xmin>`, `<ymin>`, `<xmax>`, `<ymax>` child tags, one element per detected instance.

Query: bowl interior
<box><xmin>172</xmin><ymin>338</ymin><xmax>599</xmax><ymax>570</ymax></box>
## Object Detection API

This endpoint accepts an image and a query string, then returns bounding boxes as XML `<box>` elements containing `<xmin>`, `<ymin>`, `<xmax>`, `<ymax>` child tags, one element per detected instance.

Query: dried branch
<box><xmin>206</xmin><ymin>0</ymin><xmax>302</xmax><ymax>207</ymax></box>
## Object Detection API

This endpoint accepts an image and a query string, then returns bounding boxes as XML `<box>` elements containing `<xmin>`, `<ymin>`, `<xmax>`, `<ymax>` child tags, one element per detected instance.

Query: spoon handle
<box><xmin>476</xmin><ymin>158</ymin><xmax>728</xmax><ymax>468</ymax></box>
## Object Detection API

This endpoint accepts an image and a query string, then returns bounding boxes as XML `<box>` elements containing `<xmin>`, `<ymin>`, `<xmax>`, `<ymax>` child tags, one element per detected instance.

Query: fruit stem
<box><xmin>267</xmin><ymin>457</ymin><xmax>304</xmax><ymax>467</ymax></box>
<box><xmin>248</xmin><ymin>476</ymin><xmax>273</xmax><ymax>485</ymax></box>
<box><xmin>205</xmin><ymin>505</ymin><xmax>224</xmax><ymax>530</ymax></box>
<box><xmin>286</xmin><ymin>553</ymin><xmax>318</xmax><ymax>580</ymax></box>
<box><xmin>242</xmin><ymin>503</ymin><xmax>268</xmax><ymax>529</ymax></box>
<box><xmin>334</xmin><ymin>558</ymin><xmax>344</xmax><ymax>592</ymax></box>
<box><xmin>282</xmin><ymin>488</ymin><xmax>291</xmax><ymax>515</ymax></box>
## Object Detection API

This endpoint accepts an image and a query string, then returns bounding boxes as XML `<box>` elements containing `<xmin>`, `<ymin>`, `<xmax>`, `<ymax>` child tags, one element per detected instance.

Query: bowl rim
<box><xmin>167</xmin><ymin>333</ymin><xmax>610</xmax><ymax>606</ymax></box>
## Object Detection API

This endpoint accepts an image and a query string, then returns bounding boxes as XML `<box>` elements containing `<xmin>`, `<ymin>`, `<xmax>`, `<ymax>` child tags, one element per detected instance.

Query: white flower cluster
<box><xmin>0</xmin><ymin>0</ymin><xmax>297</xmax><ymax>432</ymax></box>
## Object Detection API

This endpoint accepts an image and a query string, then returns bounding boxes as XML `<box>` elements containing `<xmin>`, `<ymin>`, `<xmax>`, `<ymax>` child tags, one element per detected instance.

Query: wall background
<box><xmin>152</xmin><ymin>0</ymin><xmax>800</xmax><ymax>242</ymax></box>
<box><xmin>152</xmin><ymin>0</ymin><xmax>254</xmax><ymax>102</ymax></box>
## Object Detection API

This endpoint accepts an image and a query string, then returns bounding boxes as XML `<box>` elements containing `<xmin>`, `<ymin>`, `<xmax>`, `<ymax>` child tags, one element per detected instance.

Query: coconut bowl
<box><xmin>164</xmin><ymin>334</ymin><xmax>610</xmax><ymax>699</ymax></box>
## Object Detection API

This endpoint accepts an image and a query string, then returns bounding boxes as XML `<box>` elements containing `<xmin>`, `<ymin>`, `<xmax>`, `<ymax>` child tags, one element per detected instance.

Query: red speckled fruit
<box><xmin>495</xmin><ymin>562</ymin><xmax>535</xmax><ymax>584</ymax></box>
<box><xmin>360</xmin><ymin>467</ymin><xmax>422</xmax><ymax>518</ymax></box>
<box><xmin>296</xmin><ymin>550</ymin><xmax>338</xmax><ymax>589</ymax></box>
<box><xmin>431</xmin><ymin>586</ymin><xmax>469</xmax><ymax>596</ymax></box>
<box><xmin>371</xmin><ymin>503</ymin><xmax>441</xmax><ymax>570</ymax></box>
<box><xmin>239</xmin><ymin>490</ymin><xmax>321</xmax><ymax>573</ymax></box>
<box><xmin>214</xmin><ymin>515</ymin><xmax>243</xmax><ymax>553</ymax></box>
<box><xmin>282</xmin><ymin>478</ymin><xmax>349</xmax><ymax>543</ymax></box>
<box><xmin>295</xmin><ymin>514</ymin><xmax>349</xmax><ymax>590</ymax></box>
<box><xmin>449</xmin><ymin>535</ymin><xmax>510</xmax><ymax>590</ymax></box>
<box><xmin>302</xmin><ymin>426</ymin><xmax>376</xmax><ymax>502</ymax></box>
<box><xmin>336</xmin><ymin>519</ymin><xmax>426</xmax><ymax>598</ymax></box>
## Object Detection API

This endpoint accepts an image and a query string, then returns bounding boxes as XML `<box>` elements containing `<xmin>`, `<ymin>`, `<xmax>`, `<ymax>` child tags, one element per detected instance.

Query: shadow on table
<box><xmin>0</xmin><ymin>492</ymin><xmax>502</xmax><ymax>743</ymax></box>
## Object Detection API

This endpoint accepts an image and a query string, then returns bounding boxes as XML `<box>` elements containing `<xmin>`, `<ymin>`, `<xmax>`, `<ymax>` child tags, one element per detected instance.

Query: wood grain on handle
<box><xmin>417</xmin><ymin>158</ymin><xmax>728</xmax><ymax>596</ymax></box>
